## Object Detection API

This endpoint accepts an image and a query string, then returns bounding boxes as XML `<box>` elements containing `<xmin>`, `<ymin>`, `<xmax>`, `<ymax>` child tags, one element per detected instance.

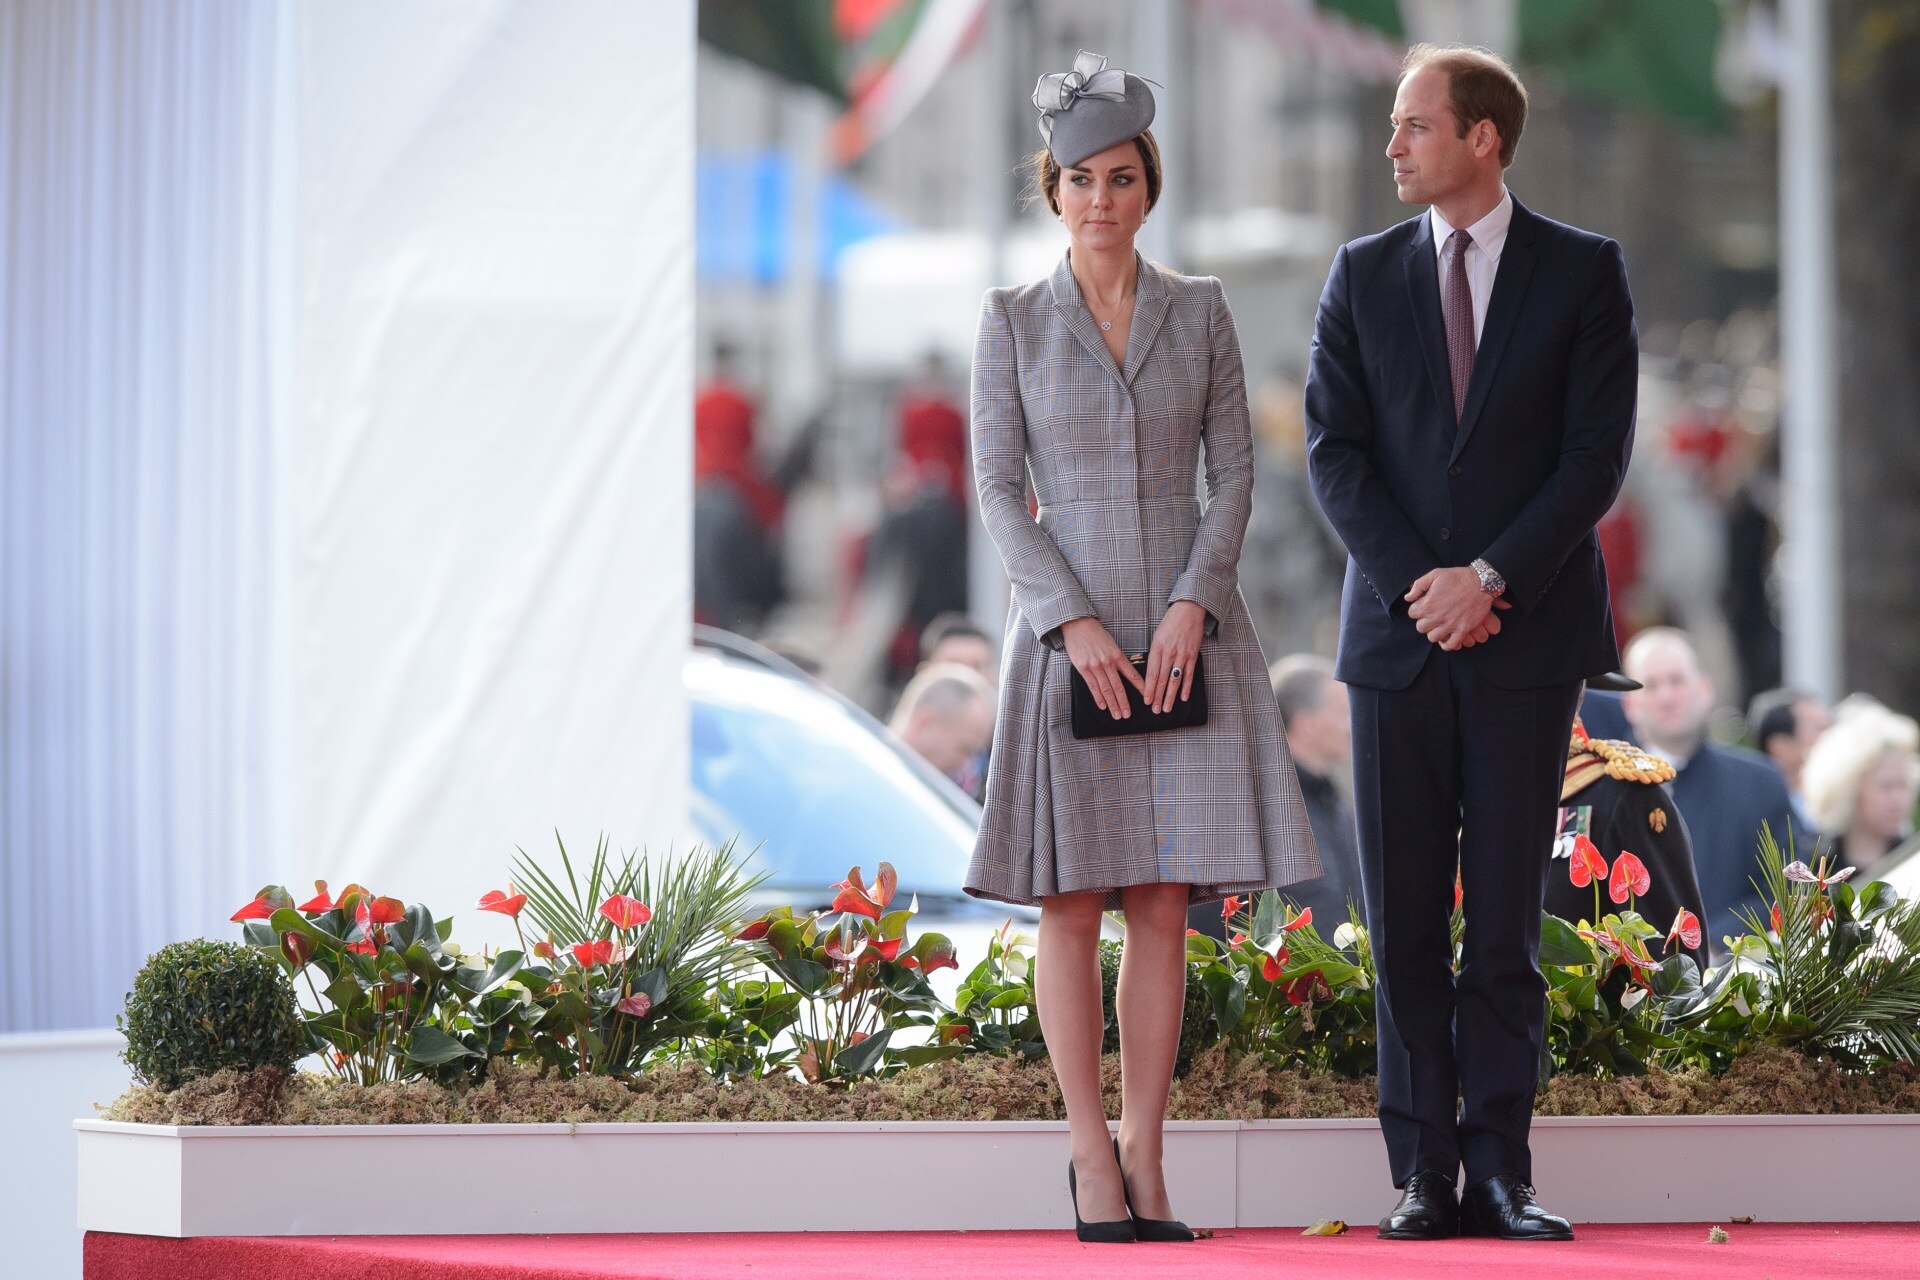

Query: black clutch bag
<box><xmin>1069</xmin><ymin>652</ymin><xmax>1208</xmax><ymax>739</ymax></box>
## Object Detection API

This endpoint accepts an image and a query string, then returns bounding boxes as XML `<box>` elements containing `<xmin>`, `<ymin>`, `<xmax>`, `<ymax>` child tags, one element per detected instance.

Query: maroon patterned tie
<box><xmin>1443</xmin><ymin>228</ymin><xmax>1475</xmax><ymax>423</ymax></box>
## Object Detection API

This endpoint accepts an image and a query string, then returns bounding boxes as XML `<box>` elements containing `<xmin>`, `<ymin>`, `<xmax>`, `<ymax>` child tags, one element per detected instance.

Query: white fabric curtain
<box><xmin>0</xmin><ymin>0</ymin><xmax>293</xmax><ymax>1032</ymax></box>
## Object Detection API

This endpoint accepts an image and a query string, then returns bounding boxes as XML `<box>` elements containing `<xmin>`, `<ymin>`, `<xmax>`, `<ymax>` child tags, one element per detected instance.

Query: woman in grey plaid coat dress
<box><xmin>962</xmin><ymin>54</ymin><xmax>1320</xmax><ymax>1243</ymax></box>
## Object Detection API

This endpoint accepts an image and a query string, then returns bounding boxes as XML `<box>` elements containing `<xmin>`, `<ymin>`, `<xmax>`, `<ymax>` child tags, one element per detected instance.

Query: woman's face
<box><xmin>1855</xmin><ymin>753</ymin><xmax>1920</xmax><ymax>841</ymax></box>
<box><xmin>1057</xmin><ymin>139</ymin><xmax>1149</xmax><ymax>256</ymax></box>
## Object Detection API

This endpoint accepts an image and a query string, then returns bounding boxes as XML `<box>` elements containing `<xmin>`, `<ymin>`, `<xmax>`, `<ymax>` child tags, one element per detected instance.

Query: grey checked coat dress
<box><xmin>963</xmin><ymin>251</ymin><xmax>1321</xmax><ymax>909</ymax></box>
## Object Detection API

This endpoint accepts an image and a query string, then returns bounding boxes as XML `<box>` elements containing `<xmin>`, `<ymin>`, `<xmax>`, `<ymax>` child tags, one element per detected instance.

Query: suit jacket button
<box><xmin>1439</xmin><ymin>527</ymin><xmax>1451</xmax><ymax>540</ymax></box>
<box><xmin>1449</xmin><ymin>465</ymin><xmax>1462</xmax><ymax>476</ymax></box>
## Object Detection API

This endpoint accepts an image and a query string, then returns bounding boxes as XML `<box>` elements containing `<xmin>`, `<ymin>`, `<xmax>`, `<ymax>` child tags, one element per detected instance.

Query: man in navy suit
<box><xmin>1305</xmin><ymin>45</ymin><xmax>1637</xmax><ymax>1243</ymax></box>
<box><xmin>1622</xmin><ymin>627</ymin><xmax>1807</xmax><ymax>944</ymax></box>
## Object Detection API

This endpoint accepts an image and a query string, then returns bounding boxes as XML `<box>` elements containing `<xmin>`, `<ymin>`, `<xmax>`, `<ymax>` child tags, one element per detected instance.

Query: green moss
<box><xmin>99</xmin><ymin>1043</ymin><xmax>1920</xmax><ymax>1127</ymax></box>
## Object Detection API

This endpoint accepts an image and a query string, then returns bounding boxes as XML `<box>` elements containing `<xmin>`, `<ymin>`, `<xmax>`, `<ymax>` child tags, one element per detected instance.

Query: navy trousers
<box><xmin>1349</xmin><ymin>649</ymin><xmax>1580</xmax><ymax>1189</ymax></box>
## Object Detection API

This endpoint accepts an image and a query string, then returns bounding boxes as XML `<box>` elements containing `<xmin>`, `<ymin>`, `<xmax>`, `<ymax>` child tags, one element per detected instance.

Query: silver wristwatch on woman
<box><xmin>1470</xmin><ymin>558</ymin><xmax>1506</xmax><ymax>597</ymax></box>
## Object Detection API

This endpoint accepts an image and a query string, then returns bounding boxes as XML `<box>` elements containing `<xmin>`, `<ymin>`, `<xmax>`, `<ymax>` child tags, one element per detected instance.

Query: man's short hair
<box><xmin>1749</xmin><ymin>687</ymin><xmax>1810</xmax><ymax>750</ymax></box>
<box><xmin>1401</xmin><ymin>43</ymin><xmax>1529</xmax><ymax>168</ymax></box>
<box><xmin>920</xmin><ymin>612</ymin><xmax>991</xmax><ymax>661</ymax></box>
<box><xmin>1270</xmin><ymin>654</ymin><xmax>1335</xmax><ymax>723</ymax></box>
<box><xmin>1622</xmin><ymin>625</ymin><xmax>1701</xmax><ymax>677</ymax></box>
<box><xmin>889</xmin><ymin>662</ymin><xmax>992</xmax><ymax>734</ymax></box>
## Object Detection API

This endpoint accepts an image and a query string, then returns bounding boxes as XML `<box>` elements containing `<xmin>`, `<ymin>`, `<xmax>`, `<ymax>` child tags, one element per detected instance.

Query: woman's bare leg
<box><xmin>1115</xmin><ymin>881</ymin><xmax>1192</xmax><ymax>1220</ymax></box>
<box><xmin>1037</xmin><ymin>890</ymin><xmax>1125</xmax><ymax>1222</ymax></box>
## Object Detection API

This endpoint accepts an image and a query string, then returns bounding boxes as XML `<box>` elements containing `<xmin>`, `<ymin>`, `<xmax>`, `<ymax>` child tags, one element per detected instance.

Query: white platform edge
<box><xmin>76</xmin><ymin>1113</ymin><xmax>1920</xmax><ymax>1237</ymax></box>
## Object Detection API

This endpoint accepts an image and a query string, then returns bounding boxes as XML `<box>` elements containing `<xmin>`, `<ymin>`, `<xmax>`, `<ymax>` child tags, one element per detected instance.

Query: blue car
<box><xmin>687</xmin><ymin>628</ymin><xmax>1038</xmax><ymax>979</ymax></box>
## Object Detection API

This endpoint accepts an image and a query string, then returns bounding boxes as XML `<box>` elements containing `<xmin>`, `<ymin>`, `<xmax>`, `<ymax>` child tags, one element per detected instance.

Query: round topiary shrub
<box><xmin>119</xmin><ymin>938</ymin><xmax>306</xmax><ymax>1090</ymax></box>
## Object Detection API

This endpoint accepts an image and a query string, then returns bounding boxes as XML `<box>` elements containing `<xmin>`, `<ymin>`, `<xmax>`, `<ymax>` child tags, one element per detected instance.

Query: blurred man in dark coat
<box><xmin>1622</xmin><ymin>628</ymin><xmax>1807</xmax><ymax>946</ymax></box>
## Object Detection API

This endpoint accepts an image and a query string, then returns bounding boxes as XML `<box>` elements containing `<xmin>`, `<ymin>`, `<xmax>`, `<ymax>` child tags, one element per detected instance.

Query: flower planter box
<box><xmin>75</xmin><ymin>1112</ymin><xmax>1920</xmax><ymax>1237</ymax></box>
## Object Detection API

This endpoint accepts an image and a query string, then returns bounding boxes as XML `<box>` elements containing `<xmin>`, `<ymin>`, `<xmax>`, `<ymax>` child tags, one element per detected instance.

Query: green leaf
<box><xmin>895</xmin><ymin>1044</ymin><xmax>966</xmax><ymax>1068</ymax></box>
<box><xmin>406</xmin><ymin>1024</ymin><xmax>479</xmax><ymax>1065</ymax></box>
<box><xmin>1539</xmin><ymin>913</ymin><xmax>1592</xmax><ymax>969</ymax></box>
<box><xmin>985</xmin><ymin>989</ymin><xmax>1032</xmax><ymax>1011</ymax></box>
<box><xmin>832</xmin><ymin>1028</ymin><xmax>893</xmax><ymax>1077</ymax></box>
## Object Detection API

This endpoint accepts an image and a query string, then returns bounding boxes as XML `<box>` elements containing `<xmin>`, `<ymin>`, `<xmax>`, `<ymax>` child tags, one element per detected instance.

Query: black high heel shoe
<box><xmin>1114</xmin><ymin>1137</ymin><xmax>1196</xmax><ymax>1242</ymax></box>
<box><xmin>1067</xmin><ymin>1155</ymin><xmax>1136</xmax><ymax>1243</ymax></box>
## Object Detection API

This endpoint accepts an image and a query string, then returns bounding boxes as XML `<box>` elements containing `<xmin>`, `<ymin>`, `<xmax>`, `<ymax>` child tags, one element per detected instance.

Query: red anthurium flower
<box><xmin>298</xmin><ymin>881</ymin><xmax>335</xmax><ymax>913</ymax></box>
<box><xmin>231</xmin><ymin>892</ymin><xmax>277</xmax><ymax>922</ymax></box>
<box><xmin>346</xmin><ymin>938</ymin><xmax>378</xmax><ymax>956</ymax></box>
<box><xmin>477</xmin><ymin>888</ymin><xmax>528</xmax><ymax>919</ymax></box>
<box><xmin>1230</xmin><ymin>932</ymin><xmax>1248</xmax><ymax>947</ymax></box>
<box><xmin>1285</xmin><ymin>970</ymin><xmax>1331</xmax><ymax>1005</ymax></box>
<box><xmin>822</xmin><ymin>932</ymin><xmax>854</xmax><ymax>965</ymax></box>
<box><xmin>873</xmin><ymin>862</ymin><xmax>899</xmax><ymax>909</ymax></box>
<box><xmin>900</xmin><ymin>955</ymin><xmax>920</xmax><ymax>969</ymax></box>
<box><xmin>532</xmin><ymin>939</ymin><xmax>558</xmax><ymax>959</ymax></box>
<box><xmin>938</xmin><ymin>1023</ymin><xmax>972</xmax><ymax>1045</ymax></box>
<box><xmin>1220</xmin><ymin>895</ymin><xmax>1245</xmax><ymax>923</ymax></box>
<box><xmin>830</xmin><ymin>882</ymin><xmax>883</xmax><ymax>920</ymax></box>
<box><xmin>598</xmin><ymin>893</ymin><xmax>652</xmax><ymax>932</ymax></box>
<box><xmin>1185</xmin><ymin>928</ymin><xmax>1200</xmax><ymax>938</ymax></box>
<box><xmin>571</xmin><ymin>939</ymin><xmax>615</xmax><ymax>968</ymax></box>
<box><xmin>1262</xmin><ymin>953</ymin><xmax>1284</xmax><ymax>983</ymax></box>
<box><xmin>1666</xmin><ymin>909</ymin><xmax>1702</xmax><ymax>952</ymax></box>
<box><xmin>1283</xmin><ymin>907</ymin><xmax>1314</xmax><ymax>933</ymax></box>
<box><xmin>1453</xmin><ymin>879</ymin><xmax>1464</xmax><ymax>913</ymax></box>
<box><xmin>915</xmin><ymin>936</ymin><xmax>958</xmax><ymax>974</ymax></box>
<box><xmin>615</xmin><ymin>992</ymin><xmax>653</xmax><ymax>1018</ymax></box>
<box><xmin>281</xmin><ymin>932</ymin><xmax>316</xmax><ymax>969</ymax></box>
<box><xmin>356</xmin><ymin>896</ymin><xmax>404</xmax><ymax>927</ymax></box>
<box><xmin>1770</xmin><ymin>903</ymin><xmax>1785</xmax><ymax>935</ymax></box>
<box><xmin>868</xmin><ymin>937</ymin><xmax>903</xmax><ymax>962</ymax></box>
<box><xmin>1609</xmin><ymin>851</ymin><xmax>1651</xmax><ymax>904</ymax></box>
<box><xmin>1569</xmin><ymin>834</ymin><xmax>1609</xmax><ymax>889</ymax></box>
<box><xmin>733</xmin><ymin>920</ymin><xmax>771</xmax><ymax>942</ymax></box>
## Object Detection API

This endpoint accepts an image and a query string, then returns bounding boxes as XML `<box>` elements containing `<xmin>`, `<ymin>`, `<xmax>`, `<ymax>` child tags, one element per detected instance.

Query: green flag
<box><xmin>1519</xmin><ymin>0</ymin><xmax>1725</xmax><ymax>129</ymax></box>
<box><xmin>699</xmin><ymin>0</ymin><xmax>847</xmax><ymax>103</ymax></box>
<box><xmin>1311</xmin><ymin>0</ymin><xmax>1725</xmax><ymax>127</ymax></box>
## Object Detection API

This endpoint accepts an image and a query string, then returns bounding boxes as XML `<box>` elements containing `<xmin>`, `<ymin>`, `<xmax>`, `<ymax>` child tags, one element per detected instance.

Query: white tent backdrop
<box><xmin>0</xmin><ymin>0</ymin><xmax>692</xmax><ymax>1032</ymax></box>
<box><xmin>4</xmin><ymin>1</ymin><xmax>692</xmax><ymax>1274</ymax></box>
<box><xmin>287</xmin><ymin>0</ymin><xmax>692</xmax><ymax>925</ymax></box>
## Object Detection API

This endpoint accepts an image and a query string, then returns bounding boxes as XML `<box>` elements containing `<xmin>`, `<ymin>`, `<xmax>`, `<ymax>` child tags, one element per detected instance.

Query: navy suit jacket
<box><xmin>1305</xmin><ymin>196</ymin><xmax>1638</xmax><ymax>691</ymax></box>
<box><xmin>1668</xmin><ymin>741</ymin><xmax>1805</xmax><ymax>947</ymax></box>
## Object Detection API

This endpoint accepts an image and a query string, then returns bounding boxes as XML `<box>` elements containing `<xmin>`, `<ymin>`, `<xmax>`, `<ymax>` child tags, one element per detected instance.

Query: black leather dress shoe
<box><xmin>1458</xmin><ymin>1174</ymin><xmax>1574</xmax><ymax>1240</ymax></box>
<box><xmin>1378</xmin><ymin>1170</ymin><xmax>1458</xmax><ymax>1240</ymax></box>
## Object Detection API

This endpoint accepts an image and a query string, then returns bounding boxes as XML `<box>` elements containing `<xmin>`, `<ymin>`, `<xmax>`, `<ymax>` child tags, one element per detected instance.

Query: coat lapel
<box><xmin>1450</xmin><ymin>196</ymin><xmax>1540</xmax><ymax>463</ymax></box>
<box><xmin>1048</xmin><ymin>250</ymin><xmax>1168</xmax><ymax>388</ymax></box>
<box><xmin>1401</xmin><ymin>218</ymin><xmax>1455</xmax><ymax>429</ymax></box>
<box><xmin>1121</xmin><ymin>253</ymin><xmax>1169</xmax><ymax>386</ymax></box>
<box><xmin>1047</xmin><ymin>252</ymin><xmax>1123</xmax><ymax>385</ymax></box>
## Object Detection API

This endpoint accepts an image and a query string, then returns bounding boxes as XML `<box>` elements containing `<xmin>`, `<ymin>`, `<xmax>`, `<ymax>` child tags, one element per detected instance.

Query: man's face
<box><xmin>1287</xmin><ymin>677</ymin><xmax>1352</xmax><ymax>771</ymax></box>
<box><xmin>1623</xmin><ymin>641</ymin><xmax>1714</xmax><ymax>747</ymax></box>
<box><xmin>928</xmin><ymin>636</ymin><xmax>995</xmax><ymax>686</ymax></box>
<box><xmin>906</xmin><ymin>700</ymin><xmax>992</xmax><ymax>776</ymax></box>
<box><xmin>1387</xmin><ymin>66</ymin><xmax>1485</xmax><ymax>208</ymax></box>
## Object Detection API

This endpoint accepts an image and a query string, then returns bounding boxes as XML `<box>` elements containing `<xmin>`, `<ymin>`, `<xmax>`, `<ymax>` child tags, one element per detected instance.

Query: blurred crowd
<box><xmin>692</xmin><ymin>316</ymin><xmax>1919</xmax><ymax>956</ymax></box>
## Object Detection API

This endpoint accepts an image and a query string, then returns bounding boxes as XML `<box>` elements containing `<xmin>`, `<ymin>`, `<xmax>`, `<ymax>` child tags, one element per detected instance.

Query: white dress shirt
<box><xmin>1430</xmin><ymin>189</ymin><xmax>1513</xmax><ymax>346</ymax></box>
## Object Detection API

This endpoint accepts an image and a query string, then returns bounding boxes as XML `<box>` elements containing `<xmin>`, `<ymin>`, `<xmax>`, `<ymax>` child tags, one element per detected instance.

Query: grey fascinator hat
<box><xmin>1032</xmin><ymin>50</ymin><xmax>1156</xmax><ymax>169</ymax></box>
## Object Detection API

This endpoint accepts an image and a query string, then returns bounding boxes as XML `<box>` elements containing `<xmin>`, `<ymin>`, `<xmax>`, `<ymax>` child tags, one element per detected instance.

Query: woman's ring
<box><xmin>1171</xmin><ymin>666</ymin><xmax>1182</xmax><ymax>679</ymax></box>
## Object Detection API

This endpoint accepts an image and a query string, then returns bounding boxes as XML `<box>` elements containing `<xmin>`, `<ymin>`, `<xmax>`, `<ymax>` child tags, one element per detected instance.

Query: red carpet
<box><xmin>85</xmin><ymin>1224</ymin><xmax>1918</xmax><ymax>1280</ymax></box>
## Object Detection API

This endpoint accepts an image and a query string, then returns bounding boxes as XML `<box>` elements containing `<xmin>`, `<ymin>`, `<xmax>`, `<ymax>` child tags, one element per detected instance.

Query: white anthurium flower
<box><xmin>1332</xmin><ymin>922</ymin><xmax>1366</xmax><ymax>950</ymax></box>
<box><xmin>1621</xmin><ymin>987</ymin><xmax>1647</xmax><ymax>1011</ymax></box>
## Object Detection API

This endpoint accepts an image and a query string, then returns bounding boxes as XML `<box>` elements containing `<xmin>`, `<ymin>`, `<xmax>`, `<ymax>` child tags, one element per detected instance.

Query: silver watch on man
<box><xmin>1470</xmin><ymin>558</ymin><xmax>1506</xmax><ymax>597</ymax></box>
